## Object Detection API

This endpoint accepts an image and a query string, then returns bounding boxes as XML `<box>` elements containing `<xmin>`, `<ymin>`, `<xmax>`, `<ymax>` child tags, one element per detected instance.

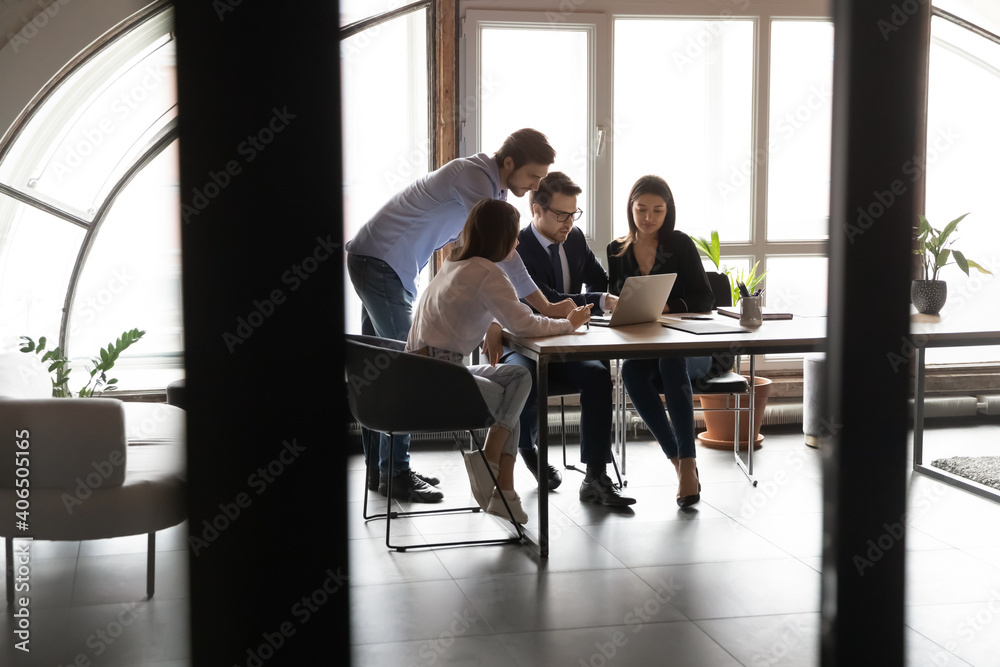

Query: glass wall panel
<box><xmin>924</xmin><ymin>16</ymin><xmax>1000</xmax><ymax>364</ymax></box>
<box><xmin>67</xmin><ymin>141</ymin><xmax>182</xmax><ymax>389</ymax></box>
<box><xmin>614</xmin><ymin>19</ymin><xmax>754</xmax><ymax>242</ymax></box>
<box><xmin>0</xmin><ymin>11</ymin><xmax>176</xmax><ymax>220</ymax></box>
<box><xmin>341</xmin><ymin>8</ymin><xmax>429</xmax><ymax>334</ymax></box>
<box><xmin>0</xmin><ymin>195</ymin><xmax>85</xmax><ymax>352</ymax></box>
<box><xmin>479</xmin><ymin>26</ymin><xmax>590</xmax><ymax>230</ymax></box>
<box><xmin>767</xmin><ymin>20</ymin><xmax>833</xmax><ymax>241</ymax></box>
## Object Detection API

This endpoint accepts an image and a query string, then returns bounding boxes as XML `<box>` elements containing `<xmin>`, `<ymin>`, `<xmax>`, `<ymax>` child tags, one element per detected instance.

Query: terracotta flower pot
<box><xmin>696</xmin><ymin>376</ymin><xmax>772</xmax><ymax>450</ymax></box>
<box><xmin>911</xmin><ymin>279</ymin><xmax>947</xmax><ymax>315</ymax></box>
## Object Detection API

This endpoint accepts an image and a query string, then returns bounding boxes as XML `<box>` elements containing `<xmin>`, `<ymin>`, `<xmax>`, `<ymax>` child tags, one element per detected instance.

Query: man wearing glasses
<box><xmin>347</xmin><ymin>129</ymin><xmax>578</xmax><ymax>503</ymax></box>
<box><xmin>497</xmin><ymin>171</ymin><xmax>635</xmax><ymax>506</ymax></box>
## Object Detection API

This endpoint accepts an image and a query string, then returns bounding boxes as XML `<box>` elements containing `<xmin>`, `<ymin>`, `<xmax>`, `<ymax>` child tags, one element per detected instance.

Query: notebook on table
<box><xmin>660</xmin><ymin>317</ymin><xmax>753</xmax><ymax>335</ymax></box>
<box><xmin>589</xmin><ymin>273</ymin><xmax>676</xmax><ymax>327</ymax></box>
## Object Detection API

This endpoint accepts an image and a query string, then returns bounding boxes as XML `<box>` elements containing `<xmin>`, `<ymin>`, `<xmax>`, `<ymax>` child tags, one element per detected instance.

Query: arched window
<box><xmin>0</xmin><ymin>3</ymin><xmax>181</xmax><ymax>390</ymax></box>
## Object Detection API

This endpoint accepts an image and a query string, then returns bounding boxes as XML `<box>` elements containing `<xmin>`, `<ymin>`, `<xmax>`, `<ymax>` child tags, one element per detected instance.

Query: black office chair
<box><xmin>345</xmin><ymin>334</ymin><xmax>523</xmax><ymax>551</ymax></box>
<box><xmin>705</xmin><ymin>270</ymin><xmax>733</xmax><ymax>308</ymax></box>
<box><xmin>553</xmin><ymin>367</ymin><xmax>625</xmax><ymax>489</ymax></box>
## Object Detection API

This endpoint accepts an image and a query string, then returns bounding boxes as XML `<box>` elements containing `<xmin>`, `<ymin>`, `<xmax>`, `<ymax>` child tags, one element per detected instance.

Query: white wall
<box><xmin>0</xmin><ymin>0</ymin><xmax>152</xmax><ymax>146</ymax></box>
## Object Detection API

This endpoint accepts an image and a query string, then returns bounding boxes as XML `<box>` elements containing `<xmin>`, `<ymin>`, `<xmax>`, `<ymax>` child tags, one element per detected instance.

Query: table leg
<box><xmin>537</xmin><ymin>356</ymin><xmax>549</xmax><ymax>558</ymax></box>
<box><xmin>913</xmin><ymin>346</ymin><xmax>925</xmax><ymax>466</ymax></box>
<box><xmin>733</xmin><ymin>355</ymin><xmax>758</xmax><ymax>486</ymax></box>
<box><xmin>748</xmin><ymin>354</ymin><xmax>756</xmax><ymax>479</ymax></box>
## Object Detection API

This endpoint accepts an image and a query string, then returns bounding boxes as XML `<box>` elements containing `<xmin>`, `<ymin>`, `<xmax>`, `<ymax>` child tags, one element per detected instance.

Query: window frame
<box><xmin>462</xmin><ymin>10</ymin><xmax>610</xmax><ymax>251</ymax></box>
<box><xmin>462</xmin><ymin>1</ymin><xmax>830</xmax><ymax>372</ymax></box>
<box><xmin>0</xmin><ymin>1</ymin><xmax>178</xmax><ymax>368</ymax></box>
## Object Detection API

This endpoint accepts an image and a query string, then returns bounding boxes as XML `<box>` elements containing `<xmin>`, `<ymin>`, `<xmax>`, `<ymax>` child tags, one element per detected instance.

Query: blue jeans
<box><xmin>501</xmin><ymin>350</ymin><xmax>614</xmax><ymax>464</ymax></box>
<box><xmin>621</xmin><ymin>356</ymin><xmax>712</xmax><ymax>460</ymax></box>
<box><xmin>468</xmin><ymin>363</ymin><xmax>532</xmax><ymax>458</ymax></box>
<box><xmin>347</xmin><ymin>253</ymin><xmax>414</xmax><ymax>475</ymax></box>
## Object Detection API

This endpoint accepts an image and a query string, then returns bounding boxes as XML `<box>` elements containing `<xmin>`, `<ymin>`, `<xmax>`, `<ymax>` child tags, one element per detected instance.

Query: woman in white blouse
<box><xmin>407</xmin><ymin>199</ymin><xmax>592</xmax><ymax>523</ymax></box>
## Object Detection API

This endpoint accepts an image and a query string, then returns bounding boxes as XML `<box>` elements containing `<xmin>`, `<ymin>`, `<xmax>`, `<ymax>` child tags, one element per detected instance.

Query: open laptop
<box><xmin>589</xmin><ymin>273</ymin><xmax>677</xmax><ymax>327</ymax></box>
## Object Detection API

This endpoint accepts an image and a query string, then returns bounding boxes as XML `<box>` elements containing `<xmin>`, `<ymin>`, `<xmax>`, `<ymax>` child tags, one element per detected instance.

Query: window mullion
<box><xmin>753</xmin><ymin>15</ymin><xmax>772</xmax><ymax>273</ymax></box>
<box><xmin>592</xmin><ymin>14</ymin><xmax>613</xmax><ymax>258</ymax></box>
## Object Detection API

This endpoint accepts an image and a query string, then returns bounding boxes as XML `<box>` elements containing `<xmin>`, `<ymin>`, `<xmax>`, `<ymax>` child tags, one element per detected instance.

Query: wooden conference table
<box><xmin>504</xmin><ymin>315</ymin><xmax>827</xmax><ymax>557</ymax></box>
<box><xmin>505</xmin><ymin>312</ymin><xmax>1000</xmax><ymax>556</ymax></box>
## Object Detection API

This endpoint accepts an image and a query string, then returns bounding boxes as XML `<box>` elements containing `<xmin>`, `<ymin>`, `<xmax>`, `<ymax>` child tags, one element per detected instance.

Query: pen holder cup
<box><xmin>739</xmin><ymin>296</ymin><xmax>763</xmax><ymax>327</ymax></box>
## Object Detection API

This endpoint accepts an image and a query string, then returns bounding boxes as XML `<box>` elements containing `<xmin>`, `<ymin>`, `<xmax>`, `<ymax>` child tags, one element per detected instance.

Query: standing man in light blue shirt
<box><xmin>347</xmin><ymin>128</ymin><xmax>574</xmax><ymax>502</ymax></box>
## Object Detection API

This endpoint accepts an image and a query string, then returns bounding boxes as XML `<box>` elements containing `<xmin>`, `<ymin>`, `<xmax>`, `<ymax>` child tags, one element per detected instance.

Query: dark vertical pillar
<box><xmin>823</xmin><ymin>1</ymin><xmax>930</xmax><ymax>665</ymax></box>
<box><xmin>175</xmin><ymin>3</ymin><xmax>348</xmax><ymax>664</ymax></box>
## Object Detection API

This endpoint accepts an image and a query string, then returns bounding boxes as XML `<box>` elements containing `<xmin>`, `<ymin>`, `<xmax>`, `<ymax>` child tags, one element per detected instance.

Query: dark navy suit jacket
<box><xmin>516</xmin><ymin>225</ymin><xmax>610</xmax><ymax>315</ymax></box>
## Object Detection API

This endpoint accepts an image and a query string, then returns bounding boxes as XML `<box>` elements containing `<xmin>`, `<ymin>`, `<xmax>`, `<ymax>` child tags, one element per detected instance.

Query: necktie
<box><xmin>548</xmin><ymin>243</ymin><xmax>564</xmax><ymax>293</ymax></box>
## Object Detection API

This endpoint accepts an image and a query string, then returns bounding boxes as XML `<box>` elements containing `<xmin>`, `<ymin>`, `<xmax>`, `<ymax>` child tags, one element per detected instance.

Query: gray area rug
<box><xmin>931</xmin><ymin>456</ymin><xmax>1000</xmax><ymax>491</ymax></box>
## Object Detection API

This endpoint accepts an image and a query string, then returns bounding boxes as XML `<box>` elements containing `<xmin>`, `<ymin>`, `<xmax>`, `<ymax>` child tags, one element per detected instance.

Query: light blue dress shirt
<box><xmin>346</xmin><ymin>153</ymin><xmax>537</xmax><ymax>298</ymax></box>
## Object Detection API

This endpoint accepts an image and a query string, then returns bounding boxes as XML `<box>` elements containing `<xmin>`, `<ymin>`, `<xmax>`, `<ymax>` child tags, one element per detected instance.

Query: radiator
<box><xmin>347</xmin><ymin>394</ymin><xmax>995</xmax><ymax>443</ymax></box>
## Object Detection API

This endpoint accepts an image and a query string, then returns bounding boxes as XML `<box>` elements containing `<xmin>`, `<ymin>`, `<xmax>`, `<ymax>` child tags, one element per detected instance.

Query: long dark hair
<box><xmin>451</xmin><ymin>199</ymin><xmax>520</xmax><ymax>263</ymax></box>
<box><xmin>612</xmin><ymin>175</ymin><xmax>676</xmax><ymax>257</ymax></box>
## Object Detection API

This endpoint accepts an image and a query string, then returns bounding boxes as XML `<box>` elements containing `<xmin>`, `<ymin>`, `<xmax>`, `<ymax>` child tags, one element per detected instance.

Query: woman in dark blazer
<box><xmin>607</xmin><ymin>175</ymin><xmax>713</xmax><ymax>507</ymax></box>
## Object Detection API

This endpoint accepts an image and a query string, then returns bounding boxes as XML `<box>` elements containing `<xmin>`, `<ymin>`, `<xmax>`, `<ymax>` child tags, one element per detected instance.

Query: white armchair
<box><xmin>0</xmin><ymin>352</ymin><xmax>185</xmax><ymax>602</ymax></box>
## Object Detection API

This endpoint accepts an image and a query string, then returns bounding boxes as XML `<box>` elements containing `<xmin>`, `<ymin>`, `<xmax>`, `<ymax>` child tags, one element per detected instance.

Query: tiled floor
<box><xmin>350</xmin><ymin>419</ymin><xmax>1000</xmax><ymax>667</ymax></box>
<box><xmin>0</xmin><ymin>440</ymin><xmax>190</xmax><ymax>667</ymax></box>
<box><xmin>1</xmin><ymin>419</ymin><xmax>997</xmax><ymax>665</ymax></box>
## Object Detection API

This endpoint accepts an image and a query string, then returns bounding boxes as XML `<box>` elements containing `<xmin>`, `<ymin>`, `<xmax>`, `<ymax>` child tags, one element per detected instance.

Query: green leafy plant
<box><xmin>19</xmin><ymin>328</ymin><xmax>146</xmax><ymax>397</ymax></box>
<box><xmin>915</xmin><ymin>213</ymin><xmax>993</xmax><ymax>281</ymax></box>
<box><xmin>726</xmin><ymin>261</ymin><xmax>767</xmax><ymax>307</ymax></box>
<box><xmin>691</xmin><ymin>231</ymin><xmax>722</xmax><ymax>270</ymax></box>
<box><xmin>691</xmin><ymin>230</ymin><xmax>767</xmax><ymax>305</ymax></box>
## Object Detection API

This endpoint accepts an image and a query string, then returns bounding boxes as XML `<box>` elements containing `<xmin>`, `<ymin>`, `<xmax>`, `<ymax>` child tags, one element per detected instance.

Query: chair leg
<box><xmin>616</xmin><ymin>362</ymin><xmax>628</xmax><ymax>485</ymax></box>
<box><xmin>561</xmin><ymin>397</ymin><xmax>582</xmax><ymax>473</ymax></box>
<box><xmin>5</xmin><ymin>537</ymin><xmax>11</xmax><ymax>607</ymax></box>
<box><xmin>469</xmin><ymin>431</ymin><xmax>524</xmax><ymax>541</ymax></box>
<box><xmin>561</xmin><ymin>396</ymin><xmax>568</xmax><ymax>468</ymax></box>
<box><xmin>362</xmin><ymin>455</ymin><xmax>387</xmax><ymax>521</ymax></box>
<box><xmin>384</xmin><ymin>429</ymin><xmax>523</xmax><ymax>551</ymax></box>
<box><xmin>146</xmin><ymin>533</ymin><xmax>156</xmax><ymax>599</ymax></box>
<box><xmin>611</xmin><ymin>454</ymin><xmax>624</xmax><ymax>489</ymax></box>
<box><xmin>385</xmin><ymin>431</ymin><xmax>396</xmax><ymax>550</ymax></box>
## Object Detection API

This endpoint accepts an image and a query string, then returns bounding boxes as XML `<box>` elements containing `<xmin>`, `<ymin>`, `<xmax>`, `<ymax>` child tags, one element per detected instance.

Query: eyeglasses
<box><xmin>545</xmin><ymin>207</ymin><xmax>583</xmax><ymax>223</ymax></box>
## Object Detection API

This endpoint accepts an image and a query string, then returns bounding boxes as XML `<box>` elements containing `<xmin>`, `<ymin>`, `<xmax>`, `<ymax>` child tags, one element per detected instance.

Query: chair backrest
<box><xmin>706</xmin><ymin>271</ymin><xmax>732</xmax><ymax>308</ymax></box>
<box><xmin>345</xmin><ymin>337</ymin><xmax>495</xmax><ymax>434</ymax></box>
<box><xmin>346</xmin><ymin>333</ymin><xmax>405</xmax><ymax>352</ymax></box>
<box><xmin>0</xmin><ymin>398</ymin><xmax>127</xmax><ymax>489</ymax></box>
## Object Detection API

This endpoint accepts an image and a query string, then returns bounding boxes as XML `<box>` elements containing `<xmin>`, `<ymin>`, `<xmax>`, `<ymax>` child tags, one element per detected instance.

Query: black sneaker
<box><xmin>412</xmin><ymin>470</ymin><xmax>440</xmax><ymax>487</ymax></box>
<box><xmin>521</xmin><ymin>447</ymin><xmax>563</xmax><ymax>490</ymax></box>
<box><xmin>579</xmin><ymin>475</ymin><xmax>636</xmax><ymax>506</ymax></box>
<box><xmin>378</xmin><ymin>470</ymin><xmax>444</xmax><ymax>503</ymax></box>
<box><xmin>367</xmin><ymin>462</ymin><xmax>437</xmax><ymax>490</ymax></box>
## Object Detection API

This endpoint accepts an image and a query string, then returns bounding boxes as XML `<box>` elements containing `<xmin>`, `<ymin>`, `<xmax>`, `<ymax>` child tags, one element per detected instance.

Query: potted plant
<box><xmin>912</xmin><ymin>213</ymin><xmax>993</xmax><ymax>315</ymax></box>
<box><xmin>18</xmin><ymin>328</ymin><xmax>146</xmax><ymax>397</ymax></box>
<box><xmin>690</xmin><ymin>231</ymin><xmax>771</xmax><ymax>449</ymax></box>
<box><xmin>691</xmin><ymin>231</ymin><xmax>767</xmax><ymax>307</ymax></box>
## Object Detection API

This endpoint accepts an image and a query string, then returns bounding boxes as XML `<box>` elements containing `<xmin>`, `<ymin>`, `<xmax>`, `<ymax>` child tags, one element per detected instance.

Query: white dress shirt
<box><xmin>406</xmin><ymin>256</ymin><xmax>574</xmax><ymax>356</ymax></box>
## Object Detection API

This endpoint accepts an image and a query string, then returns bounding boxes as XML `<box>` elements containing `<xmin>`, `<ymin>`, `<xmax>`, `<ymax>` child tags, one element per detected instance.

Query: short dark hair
<box><xmin>529</xmin><ymin>171</ymin><xmax>582</xmax><ymax>211</ymax></box>
<box><xmin>494</xmin><ymin>128</ymin><xmax>556</xmax><ymax>171</ymax></box>
<box><xmin>451</xmin><ymin>199</ymin><xmax>520</xmax><ymax>263</ymax></box>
